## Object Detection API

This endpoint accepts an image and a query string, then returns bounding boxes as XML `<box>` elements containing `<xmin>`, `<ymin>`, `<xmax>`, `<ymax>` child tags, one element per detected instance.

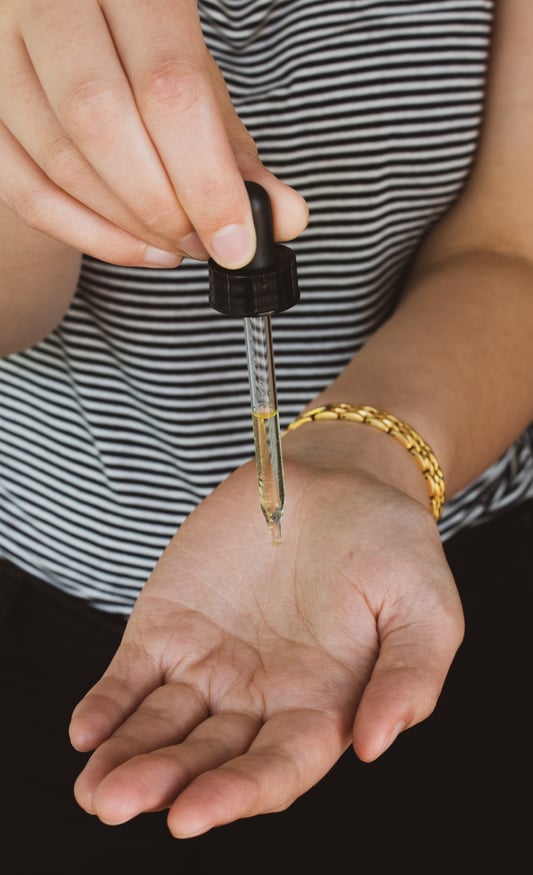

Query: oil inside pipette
<box><xmin>252</xmin><ymin>407</ymin><xmax>284</xmax><ymax>545</ymax></box>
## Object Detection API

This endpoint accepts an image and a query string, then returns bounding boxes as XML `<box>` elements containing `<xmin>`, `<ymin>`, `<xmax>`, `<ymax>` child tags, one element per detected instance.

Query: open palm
<box><xmin>70</xmin><ymin>454</ymin><xmax>463</xmax><ymax>838</ymax></box>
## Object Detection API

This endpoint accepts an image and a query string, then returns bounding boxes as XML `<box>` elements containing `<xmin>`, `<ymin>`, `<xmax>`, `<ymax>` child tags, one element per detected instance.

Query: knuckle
<box><xmin>41</xmin><ymin>133</ymin><xmax>84</xmax><ymax>190</ymax></box>
<box><xmin>60</xmin><ymin>79</ymin><xmax>127</xmax><ymax>142</ymax></box>
<box><xmin>234</xmin><ymin>139</ymin><xmax>262</xmax><ymax>175</ymax></box>
<box><xmin>180</xmin><ymin>177</ymin><xmax>245</xmax><ymax>229</ymax></box>
<box><xmin>13</xmin><ymin>184</ymin><xmax>50</xmax><ymax>232</ymax></box>
<box><xmin>230</xmin><ymin>118</ymin><xmax>260</xmax><ymax>156</ymax></box>
<box><xmin>140</xmin><ymin>60</ymin><xmax>205</xmax><ymax>114</ymax></box>
<box><xmin>141</xmin><ymin>198</ymin><xmax>187</xmax><ymax>236</ymax></box>
<box><xmin>234</xmin><ymin>138</ymin><xmax>260</xmax><ymax>161</ymax></box>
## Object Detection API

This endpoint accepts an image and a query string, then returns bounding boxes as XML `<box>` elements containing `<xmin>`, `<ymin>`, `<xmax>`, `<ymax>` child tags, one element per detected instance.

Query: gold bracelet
<box><xmin>285</xmin><ymin>403</ymin><xmax>445</xmax><ymax>522</ymax></box>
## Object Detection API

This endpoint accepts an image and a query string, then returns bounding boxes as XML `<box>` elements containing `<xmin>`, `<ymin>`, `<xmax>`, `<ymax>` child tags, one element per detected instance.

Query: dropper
<box><xmin>208</xmin><ymin>181</ymin><xmax>300</xmax><ymax>544</ymax></box>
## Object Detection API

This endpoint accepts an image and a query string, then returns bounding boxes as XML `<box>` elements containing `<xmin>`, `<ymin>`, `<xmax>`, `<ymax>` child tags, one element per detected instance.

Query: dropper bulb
<box><xmin>208</xmin><ymin>180</ymin><xmax>299</xmax><ymax>317</ymax></box>
<box><xmin>244</xmin><ymin>180</ymin><xmax>277</xmax><ymax>270</ymax></box>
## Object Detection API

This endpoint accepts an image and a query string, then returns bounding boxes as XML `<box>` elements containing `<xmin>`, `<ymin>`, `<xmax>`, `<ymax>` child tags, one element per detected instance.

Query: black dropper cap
<box><xmin>208</xmin><ymin>181</ymin><xmax>299</xmax><ymax>317</ymax></box>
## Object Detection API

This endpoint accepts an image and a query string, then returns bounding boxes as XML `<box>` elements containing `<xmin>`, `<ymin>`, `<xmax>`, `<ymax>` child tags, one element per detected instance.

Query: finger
<box><xmin>166</xmin><ymin>708</ymin><xmax>349</xmax><ymax>838</ymax></box>
<box><xmin>0</xmin><ymin>33</ymin><xmax>139</xmax><ymax>242</ymax></box>
<box><xmin>18</xmin><ymin>1</ymin><xmax>193</xmax><ymax>252</ymax></box>
<box><xmin>352</xmin><ymin>597</ymin><xmax>465</xmax><ymax>762</ymax></box>
<box><xmin>205</xmin><ymin>56</ymin><xmax>310</xmax><ymax>243</ymax></box>
<box><xmin>70</xmin><ymin>637</ymin><xmax>171</xmax><ymax>753</ymax></box>
<box><xmin>0</xmin><ymin>122</ymin><xmax>179</xmax><ymax>267</ymax></box>
<box><xmin>103</xmin><ymin>0</ymin><xmax>258</xmax><ymax>267</ymax></box>
<box><xmin>89</xmin><ymin>712</ymin><xmax>261</xmax><ymax>825</ymax></box>
<box><xmin>0</xmin><ymin>31</ymin><xmax>197</xmax><ymax>259</ymax></box>
<box><xmin>74</xmin><ymin>682</ymin><xmax>209</xmax><ymax>814</ymax></box>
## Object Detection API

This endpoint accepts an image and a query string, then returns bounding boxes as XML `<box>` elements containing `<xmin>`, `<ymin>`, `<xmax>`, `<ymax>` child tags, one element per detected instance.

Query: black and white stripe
<box><xmin>2</xmin><ymin>0</ymin><xmax>531</xmax><ymax>613</ymax></box>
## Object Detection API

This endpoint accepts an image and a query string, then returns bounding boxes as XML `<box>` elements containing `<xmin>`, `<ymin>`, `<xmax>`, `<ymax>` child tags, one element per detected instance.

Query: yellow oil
<box><xmin>252</xmin><ymin>408</ymin><xmax>284</xmax><ymax>545</ymax></box>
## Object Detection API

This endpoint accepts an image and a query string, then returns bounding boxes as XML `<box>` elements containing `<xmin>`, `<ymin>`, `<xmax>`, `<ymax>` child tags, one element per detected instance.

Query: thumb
<box><xmin>352</xmin><ymin>608</ymin><xmax>464</xmax><ymax>763</ymax></box>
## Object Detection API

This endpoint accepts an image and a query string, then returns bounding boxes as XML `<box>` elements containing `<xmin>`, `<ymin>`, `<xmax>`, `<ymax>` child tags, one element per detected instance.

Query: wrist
<box><xmin>282</xmin><ymin>406</ymin><xmax>440</xmax><ymax>519</ymax></box>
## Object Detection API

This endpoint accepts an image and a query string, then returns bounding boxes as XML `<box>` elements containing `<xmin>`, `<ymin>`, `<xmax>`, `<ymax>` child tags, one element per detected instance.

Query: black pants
<box><xmin>2</xmin><ymin>503</ymin><xmax>532</xmax><ymax>874</ymax></box>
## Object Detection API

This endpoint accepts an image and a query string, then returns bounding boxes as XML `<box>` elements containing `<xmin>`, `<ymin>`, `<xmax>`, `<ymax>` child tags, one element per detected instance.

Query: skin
<box><xmin>1</xmin><ymin>0</ymin><xmax>533</xmax><ymax>839</ymax></box>
<box><xmin>0</xmin><ymin>0</ymin><xmax>308</xmax><ymax>351</ymax></box>
<box><xmin>70</xmin><ymin>451</ymin><xmax>461</xmax><ymax>836</ymax></box>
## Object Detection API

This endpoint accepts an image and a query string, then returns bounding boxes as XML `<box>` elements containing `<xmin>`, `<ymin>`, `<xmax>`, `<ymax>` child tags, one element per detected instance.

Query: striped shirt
<box><xmin>1</xmin><ymin>0</ymin><xmax>532</xmax><ymax>614</ymax></box>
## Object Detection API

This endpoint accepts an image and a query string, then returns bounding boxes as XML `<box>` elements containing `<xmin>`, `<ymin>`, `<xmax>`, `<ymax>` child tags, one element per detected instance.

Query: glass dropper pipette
<box><xmin>208</xmin><ymin>181</ymin><xmax>300</xmax><ymax>544</ymax></box>
<box><xmin>243</xmin><ymin>313</ymin><xmax>284</xmax><ymax>544</ymax></box>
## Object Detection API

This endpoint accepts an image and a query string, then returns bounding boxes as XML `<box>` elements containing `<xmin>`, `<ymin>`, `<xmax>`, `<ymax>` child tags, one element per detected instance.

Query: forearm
<box><xmin>0</xmin><ymin>200</ymin><xmax>81</xmax><ymax>355</ymax></box>
<box><xmin>293</xmin><ymin>249</ymin><xmax>533</xmax><ymax>504</ymax></box>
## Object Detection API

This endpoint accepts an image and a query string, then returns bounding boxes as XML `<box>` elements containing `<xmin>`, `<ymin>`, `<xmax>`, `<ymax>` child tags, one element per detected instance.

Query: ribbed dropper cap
<box><xmin>208</xmin><ymin>181</ymin><xmax>299</xmax><ymax>317</ymax></box>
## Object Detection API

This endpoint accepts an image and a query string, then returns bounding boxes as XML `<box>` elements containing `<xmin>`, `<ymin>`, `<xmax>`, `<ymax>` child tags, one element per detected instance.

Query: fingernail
<box><xmin>143</xmin><ymin>246</ymin><xmax>182</xmax><ymax>268</ymax></box>
<box><xmin>180</xmin><ymin>231</ymin><xmax>209</xmax><ymax>261</ymax></box>
<box><xmin>210</xmin><ymin>223</ymin><xmax>255</xmax><ymax>268</ymax></box>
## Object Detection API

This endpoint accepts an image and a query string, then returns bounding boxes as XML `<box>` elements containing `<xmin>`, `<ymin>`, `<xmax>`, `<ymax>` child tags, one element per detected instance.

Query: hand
<box><xmin>70</xmin><ymin>429</ymin><xmax>464</xmax><ymax>838</ymax></box>
<box><xmin>0</xmin><ymin>0</ymin><xmax>308</xmax><ymax>267</ymax></box>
